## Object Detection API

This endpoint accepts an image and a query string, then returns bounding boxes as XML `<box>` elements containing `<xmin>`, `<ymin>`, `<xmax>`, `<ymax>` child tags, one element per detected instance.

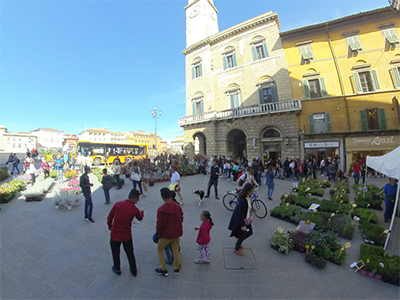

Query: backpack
<box><xmin>14</xmin><ymin>157</ymin><xmax>20</xmax><ymax>164</ymax></box>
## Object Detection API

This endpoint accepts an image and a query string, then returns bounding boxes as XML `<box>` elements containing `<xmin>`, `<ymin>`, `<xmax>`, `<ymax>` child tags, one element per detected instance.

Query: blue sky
<box><xmin>0</xmin><ymin>0</ymin><xmax>388</xmax><ymax>141</ymax></box>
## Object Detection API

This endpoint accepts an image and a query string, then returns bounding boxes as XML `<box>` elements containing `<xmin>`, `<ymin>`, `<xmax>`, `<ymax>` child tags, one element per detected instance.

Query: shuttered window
<box><xmin>353</xmin><ymin>70</ymin><xmax>380</xmax><ymax>93</ymax></box>
<box><xmin>381</xmin><ymin>28</ymin><xmax>400</xmax><ymax>45</ymax></box>
<box><xmin>223</xmin><ymin>52</ymin><xmax>237</xmax><ymax>70</ymax></box>
<box><xmin>302</xmin><ymin>78</ymin><xmax>327</xmax><ymax>99</ymax></box>
<box><xmin>299</xmin><ymin>44</ymin><xmax>314</xmax><ymax>61</ymax></box>
<box><xmin>192</xmin><ymin>100</ymin><xmax>203</xmax><ymax>115</ymax></box>
<box><xmin>192</xmin><ymin>63</ymin><xmax>202</xmax><ymax>79</ymax></box>
<box><xmin>345</xmin><ymin>36</ymin><xmax>363</xmax><ymax>52</ymax></box>
<box><xmin>391</xmin><ymin>67</ymin><xmax>400</xmax><ymax>89</ymax></box>
<box><xmin>308</xmin><ymin>113</ymin><xmax>332</xmax><ymax>134</ymax></box>
<box><xmin>252</xmin><ymin>42</ymin><xmax>268</xmax><ymax>61</ymax></box>
<box><xmin>360</xmin><ymin>109</ymin><xmax>386</xmax><ymax>131</ymax></box>
<box><xmin>259</xmin><ymin>83</ymin><xmax>278</xmax><ymax>103</ymax></box>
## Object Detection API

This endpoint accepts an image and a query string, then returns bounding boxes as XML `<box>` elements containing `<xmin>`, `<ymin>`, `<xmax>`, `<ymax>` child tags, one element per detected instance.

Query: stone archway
<box><xmin>193</xmin><ymin>132</ymin><xmax>206</xmax><ymax>156</ymax></box>
<box><xmin>227</xmin><ymin>129</ymin><xmax>246</xmax><ymax>158</ymax></box>
<box><xmin>260</xmin><ymin>128</ymin><xmax>283</xmax><ymax>162</ymax></box>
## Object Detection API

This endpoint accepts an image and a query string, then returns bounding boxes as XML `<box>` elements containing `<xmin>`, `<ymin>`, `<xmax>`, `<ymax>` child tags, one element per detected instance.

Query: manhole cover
<box><xmin>223</xmin><ymin>247</ymin><xmax>259</xmax><ymax>270</ymax></box>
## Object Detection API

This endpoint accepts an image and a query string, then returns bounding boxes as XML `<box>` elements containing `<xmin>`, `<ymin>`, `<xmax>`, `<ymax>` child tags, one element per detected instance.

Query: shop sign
<box><xmin>349</xmin><ymin>136</ymin><xmax>398</xmax><ymax>147</ymax></box>
<box><xmin>304</xmin><ymin>142</ymin><xmax>339</xmax><ymax>148</ymax></box>
<box><xmin>313</xmin><ymin>114</ymin><xmax>325</xmax><ymax>120</ymax></box>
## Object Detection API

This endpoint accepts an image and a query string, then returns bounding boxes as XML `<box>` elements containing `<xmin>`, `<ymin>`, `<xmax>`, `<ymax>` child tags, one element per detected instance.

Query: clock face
<box><xmin>209</xmin><ymin>9</ymin><xmax>216</xmax><ymax>20</ymax></box>
<box><xmin>189</xmin><ymin>5</ymin><xmax>201</xmax><ymax>18</ymax></box>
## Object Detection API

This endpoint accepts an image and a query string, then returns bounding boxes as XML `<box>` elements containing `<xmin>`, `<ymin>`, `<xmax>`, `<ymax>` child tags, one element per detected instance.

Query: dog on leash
<box><xmin>193</xmin><ymin>190</ymin><xmax>205</xmax><ymax>206</ymax></box>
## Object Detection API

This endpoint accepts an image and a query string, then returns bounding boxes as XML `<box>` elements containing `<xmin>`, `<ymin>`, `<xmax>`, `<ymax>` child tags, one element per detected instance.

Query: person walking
<box><xmin>320</xmin><ymin>158</ymin><xmax>325</xmax><ymax>176</ymax></box>
<box><xmin>194</xmin><ymin>211</ymin><xmax>214</xmax><ymax>264</ymax></box>
<box><xmin>80</xmin><ymin>166</ymin><xmax>94</xmax><ymax>223</ymax></box>
<box><xmin>204</xmin><ymin>159</ymin><xmax>222</xmax><ymax>200</ymax></box>
<box><xmin>113</xmin><ymin>160</ymin><xmax>122</xmax><ymax>190</ymax></box>
<box><xmin>101</xmin><ymin>168</ymin><xmax>113</xmax><ymax>204</ymax></box>
<box><xmin>86</xmin><ymin>152</ymin><xmax>93</xmax><ymax>169</ymax></box>
<box><xmin>352</xmin><ymin>160</ymin><xmax>361</xmax><ymax>185</ymax></box>
<box><xmin>27</xmin><ymin>158</ymin><xmax>36</xmax><ymax>185</ymax></box>
<box><xmin>265</xmin><ymin>165</ymin><xmax>275</xmax><ymax>201</ymax></box>
<box><xmin>229</xmin><ymin>183</ymin><xmax>254</xmax><ymax>255</ymax></box>
<box><xmin>155</xmin><ymin>188</ymin><xmax>184</xmax><ymax>277</ymax></box>
<box><xmin>55</xmin><ymin>154</ymin><xmax>64</xmax><ymax>183</ymax></box>
<box><xmin>41</xmin><ymin>158</ymin><xmax>51</xmax><ymax>178</ymax></box>
<box><xmin>130</xmin><ymin>161</ymin><xmax>145</xmax><ymax>197</ymax></box>
<box><xmin>11</xmin><ymin>154</ymin><xmax>20</xmax><ymax>175</ymax></box>
<box><xmin>377</xmin><ymin>178</ymin><xmax>398</xmax><ymax>223</ymax></box>
<box><xmin>170</xmin><ymin>166</ymin><xmax>183</xmax><ymax>205</ymax></box>
<box><xmin>107</xmin><ymin>189</ymin><xmax>144</xmax><ymax>277</ymax></box>
<box><xmin>5</xmin><ymin>153</ymin><xmax>14</xmax><ymax>174</ymax></box>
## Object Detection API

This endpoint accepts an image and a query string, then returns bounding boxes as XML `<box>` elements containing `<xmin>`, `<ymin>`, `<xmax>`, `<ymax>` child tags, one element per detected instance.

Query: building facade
<box><xmin>170</xmin><ymin>135</ymin><xmax>184</xmax><ymax>154</ymax></box>
<box><xmin>125</xmin><ymin>130</ymin><xmax>166</xmax><ymax>157</ymax></box>
<box><xmin>31</xmin><ymin>127</ymin><xmax>64</xmax><ymax>149</ymax></box>
<box><xmin>280</xmin><ymin>5</ymin><xmax>400</xmax><ymax>172</ymax></box>
<box><xmin>0</xmin><ymin>126</ymin><xmax>38</xmax><ymax>154</ymax></box>
<box><xmin>180</xmin><ymin>0</ymin><xmax>301</xmax><ymax>161</ymax></box>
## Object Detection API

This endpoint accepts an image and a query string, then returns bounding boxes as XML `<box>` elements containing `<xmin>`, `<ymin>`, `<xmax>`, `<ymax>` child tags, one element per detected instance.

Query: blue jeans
<box><xmin>384</xmin><ymin>200</ymin><xmax>395</xmax><ymax>221</ymax></box>
<box><xmin>104</xmin><ymin>188</ymin><xmax>110</xmax><ymax>203</ymax></box>
<box><xmin>266</xmin><ymin>182</ymin><xmax>274</xmax><ymax>198</ymax></box>
<box><xmin>353</xmin><ymin>173</ymin><xmax>360</xmax><ymax>185</ymax></box>
<box><xmin>114</xmin><ymin>175</ymin><xmax>121</xmax><ymax>189</ymax></box>
<box><xmin>257</xmin><ymin>171</ymin><xmax>262</xmax><ymax>184</ymax></box>
<box><xmin>83</xmin><ymin>192</ymin><xmax>93</xmax><ymax>219</ymax></box>
<box><xmin>12</xmin><ymin>164</ymin><xmax>20</xmax><ymax>174</ymax></box>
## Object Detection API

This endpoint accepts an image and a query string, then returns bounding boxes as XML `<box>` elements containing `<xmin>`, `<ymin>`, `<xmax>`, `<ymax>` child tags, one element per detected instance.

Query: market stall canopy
<box><xmin>366</xmin><ymin>146</ymin><xmax>400</xmax><ymax>180</ymax></box>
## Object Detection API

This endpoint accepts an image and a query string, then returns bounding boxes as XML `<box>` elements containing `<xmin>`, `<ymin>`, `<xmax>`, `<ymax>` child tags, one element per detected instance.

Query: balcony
<box><xmin>178</xmin><ymin>99</ymin><xmax>302</xmax><ymax>126</ymax></box>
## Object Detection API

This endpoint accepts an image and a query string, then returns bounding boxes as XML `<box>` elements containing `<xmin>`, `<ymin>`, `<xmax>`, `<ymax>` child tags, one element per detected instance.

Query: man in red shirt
<box><xmin>155</xmin><ymin>188</ymin><xmax>184</xmax><ymax>277</ymax></box>
<box><xmin>352</xmin><ymin>160</ymin><xmax>361</xmax><ymax>185</ymax></box>
<box><xmin>107</xmin><ymin>189</ymin><xmax>144</xmax><ymax>277</ymax></box>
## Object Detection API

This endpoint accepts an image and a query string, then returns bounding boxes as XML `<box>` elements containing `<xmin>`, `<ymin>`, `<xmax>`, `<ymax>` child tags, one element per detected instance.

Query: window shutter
<box><xmin>191</xmin><ymin>66</ymin><xmax>195</xmax><ymax>79</ymax></box>
<box><xmin>199</xmin><ymin>64</ymin><xmax>202</xmax><ymax>76</ymax></box>
<box><xmin>392</xmin><ymin>67</ymin><xmax>400</xmax><ymax>88</ymax></box>
<box><xmin>230</xmin><ymin>94</ymin><xmax>239</xmax><ymax>109</ymax></box>
<box><xmin>200</xmin><ymin>101</ymin><xmax>204</xmax><ymax>113</ymax></box>
<box><xmin>353</xmin><ymin>36</ymin><xmax>363</xmax><ymax>50</ymax></box>
<box><xmin>353</xmin><ymin>72</ymin><xmax>363</xmax><ymax>93</ymax></box>
<box><xmin>370</xmin><ymin>70</ymin><xmax>380</xmax><ymax>91</ymax></box>
<box><xmin>378</xmin><ymin>108</ymin><xmax>387</xmax><ymax>130</ymax></box>
<box><xmin>303</xmin><ymin>80</ymin><xmax>311</xmax><ymax>99</ymax></box>
<box><xmin>346</xmin><ymin>37</ymin><xmax>356</xmax><ymax>51</ymax></box>
<box><xmin>271</xmin><ymin>86</ymin><xmax>277</xmax><ymax>102</ymax></box>
<box><xmin>299</xmin><ymin>47</ymin><xmax>307</xmax><ymax>60</ymax></box>
<box><xmin>252</xmin><ymin>45</ymin><xmax>257</xmax><ymax>61</ymax></box>
<box><xmin>388</xmin><ymin>28</ymin><xmax>400</xmax><ymax>44</ymax></box>
<box><xmin>319</xmin><ymin>78</ymin><xmax>328</xmax><ymax>97</ymax></box>
<box><xmin>232</xmin><ymin>52</ymin><xmax>237</xmax><ymax>67</ymax></box>
<box><xmin>325</xmin><ymin>113</ymin><xmax>332</xmax><ymax>132</ymax></box>
<box><xmin>308</xmin><ymin>115</ymin><xmax>315</xmax><ymax>134</ymax></box>
<box><xmin>258</xmin><ymin>87</ymin><xmax>264</xmax><ymax>103</ymax></box>
<box><xmin>360</xmin><ymin>110</ymin><xmax>368</xmax><ymax>131</ymax></box>
<box><xmin>223</xmin><ymin>56</ymin><xmax>228</xmax><ymax>70</ymax></box>
<box><xmin>305</xmin><ymin>45</ymin><xmax>313</xmax><ymax>60</ymax></box>
<box><xmin>262</xmin><ymin>43</ymin><xmax>268</xmax><ymax>58</ymax></box>
<box><xmin>382</xmin><ymin>29</ymin><xmax>393</xmax><ymax>43</ymax></box>
<box><xmin>192</xmin><ymin>102</ymin><xmax>196</xmax><ymax>115</ymax></box>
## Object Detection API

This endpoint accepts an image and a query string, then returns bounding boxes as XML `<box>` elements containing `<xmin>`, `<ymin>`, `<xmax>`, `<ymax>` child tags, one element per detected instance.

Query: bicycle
<box><xmin>222</xmin><ymin>186</ymin><xmax>268</xmax><ymax>218</ymax></box>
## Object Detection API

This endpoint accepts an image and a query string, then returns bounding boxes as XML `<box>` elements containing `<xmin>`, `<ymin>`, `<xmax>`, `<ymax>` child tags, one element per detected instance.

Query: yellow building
<box><xmin>125</xmin><ymin>130</ymin><xmax>166</xmax><ymax>157</ymax></box>
<box><xmin>179</xmin><ymin>0</ymin><xmax>301</xmax><ymax>161</ymax></box>
<box><xmin>280</xmin><ymin>5</ymin><xmax>400</xmax><ymax>172</ymax></box>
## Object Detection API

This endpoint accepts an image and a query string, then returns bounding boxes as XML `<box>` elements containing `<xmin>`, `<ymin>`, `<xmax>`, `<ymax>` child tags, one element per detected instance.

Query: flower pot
<box><xmin>360</xmin><ymin>270</ymin><xmax>368</xmax><ymax>276</ymax></box>
<box><xmin>149</xmin><ymin>181</ymin><xmax>154</xmax><ymax>187</ymax></box>
<box><xmin>375</xmin><ymin>274</ymin><xmax>382</xmax><ymax>280</ymax></box>
<box><xmin>368</xmin><ymin>272</ymin><xmax>375</xmax><ymax>277</ymax></box>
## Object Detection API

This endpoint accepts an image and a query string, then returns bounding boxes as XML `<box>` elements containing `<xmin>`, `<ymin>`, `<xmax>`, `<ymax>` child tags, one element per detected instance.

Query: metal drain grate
<box><xmin>223</xmin><ymin>247</ymin><xmax>259</xmax><ymax>270</ymax></box>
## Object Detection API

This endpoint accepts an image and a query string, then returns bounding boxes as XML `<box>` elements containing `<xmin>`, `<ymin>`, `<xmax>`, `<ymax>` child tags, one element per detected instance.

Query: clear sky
<box><xmin>0</xmin><ymin>0</ymin><xmax>388</xmax><ymax>142</ymax></box>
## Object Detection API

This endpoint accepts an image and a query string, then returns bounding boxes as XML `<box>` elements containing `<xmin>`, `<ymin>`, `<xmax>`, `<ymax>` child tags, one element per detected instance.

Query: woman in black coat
<box><xmin>228</xmin><ymin>183</ymin><xmax>254</xmax><ymax>255</ymax></box>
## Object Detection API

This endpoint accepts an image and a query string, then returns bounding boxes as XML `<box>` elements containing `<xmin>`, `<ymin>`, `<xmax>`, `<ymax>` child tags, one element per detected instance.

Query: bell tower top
<box><xmin>185</xmin><ymin>0</ymin><xmax>219</xmax><ymax>48</ymax></box>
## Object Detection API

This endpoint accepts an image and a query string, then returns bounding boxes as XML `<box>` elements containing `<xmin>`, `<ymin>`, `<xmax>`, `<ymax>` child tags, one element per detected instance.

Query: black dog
<box><xmin>193</xmin><ymin>190</ymin><xmax>205</xmax><ymax>206</ymax></box>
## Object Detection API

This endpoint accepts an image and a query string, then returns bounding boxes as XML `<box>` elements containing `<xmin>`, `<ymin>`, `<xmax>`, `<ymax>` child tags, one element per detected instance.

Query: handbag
<box><xmin>169</xmin><ymin>183</ymin><xmax>181</xmax><ymax>192</ymax></box>
<box><xmin>131</xmin><ymin>172</ymin><xmax>141</xmax><ymax>181</ymax></box>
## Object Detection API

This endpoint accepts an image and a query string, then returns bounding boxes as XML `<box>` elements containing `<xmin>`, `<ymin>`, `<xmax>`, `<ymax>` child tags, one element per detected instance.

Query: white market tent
<box><xmin>366</xmin><ymin>146</ymin><xmax>400</xmax><ymax>250</ymax></box>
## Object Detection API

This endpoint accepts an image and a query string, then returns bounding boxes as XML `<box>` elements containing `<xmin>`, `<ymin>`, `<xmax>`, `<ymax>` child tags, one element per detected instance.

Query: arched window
<box><xmin>225</xmin><ymin>84</ymin><xmax>240</xmax><ymax>109</ymax></box>
<box><xmin>222</xmin><ymin>46</ymin><xmax>237</xmax><ymax>70</ymax></box>
<box><xmin>263</xmin><ymin>129</ymin><xmax>281</xmax><ymax>138</ymax></box>
<box><xmin>192</xmin><ymin>57</ymin><xmax>202</xmax><ymax>79</ymax></box>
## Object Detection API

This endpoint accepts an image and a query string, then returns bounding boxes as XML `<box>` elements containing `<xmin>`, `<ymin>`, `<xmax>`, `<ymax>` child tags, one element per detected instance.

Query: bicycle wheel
<box><xmin>252</xmin><ymin>199</ymin><xmax>267</xmax><ymax>218</ymax></box>
<box><xmin>223</xmin><ymin>193</ymin><xmax>238</xmax><ymax>211</ymax></box>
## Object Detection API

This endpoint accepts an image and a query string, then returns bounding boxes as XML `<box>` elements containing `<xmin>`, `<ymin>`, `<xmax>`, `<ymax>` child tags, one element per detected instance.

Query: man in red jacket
<box><xmin>155</xmin><ymin>188</ymin><xmax>184</xmax><ymax>277</ymax></box>
<box><xmin>107</xmin><ymin>189</ymin><xmax>144</xmax><ymax>277</ymax></box>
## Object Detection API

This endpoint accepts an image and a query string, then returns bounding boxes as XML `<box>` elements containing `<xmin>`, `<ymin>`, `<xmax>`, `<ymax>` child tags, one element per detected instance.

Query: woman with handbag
<box><xmin>170</xmin><ymin>166</ymin><xmax>184</xmax><ymax>205</ymax></box>
<box><xmin>130</xmin><ymin>161</ymin><xmax>145</xmax><ymax>197</ymax></box>
<box><xmin>228</xmin><ymin>183</ymin><xmax>254</xmax><ymax>256</ymax></box>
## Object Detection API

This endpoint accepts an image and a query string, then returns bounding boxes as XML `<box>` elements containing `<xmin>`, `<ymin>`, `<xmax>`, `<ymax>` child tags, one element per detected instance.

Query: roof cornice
<box><xmin>182</xmin><ymin>11</ymin><xmax>279</xmax><ymax>55</ymax></box>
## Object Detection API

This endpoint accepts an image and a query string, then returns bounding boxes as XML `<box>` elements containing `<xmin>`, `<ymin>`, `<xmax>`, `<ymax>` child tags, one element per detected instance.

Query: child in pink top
<box><xmin>194</xmin><ymin>211</ymin><xmax>214</xmax><ymax>264</ymax></box>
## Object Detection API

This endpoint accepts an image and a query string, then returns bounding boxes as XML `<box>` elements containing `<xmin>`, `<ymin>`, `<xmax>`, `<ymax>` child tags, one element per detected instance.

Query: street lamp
<box><xmin>151</xmin><ymin>106</ymin><xmax>162</xmax><ymax>157</ymax></box>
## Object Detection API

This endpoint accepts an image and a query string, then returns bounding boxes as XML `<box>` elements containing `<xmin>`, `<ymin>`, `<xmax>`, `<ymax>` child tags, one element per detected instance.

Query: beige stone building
<box><xmin>179</xmin><ymin>0</ymin><xmax>301</xmax><ymax>162</ymax></box>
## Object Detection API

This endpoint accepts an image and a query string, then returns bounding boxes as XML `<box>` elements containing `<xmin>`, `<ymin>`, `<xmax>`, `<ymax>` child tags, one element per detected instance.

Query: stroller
<box><xmin>337</xmin><ymin>170</ymin><xmax>349</xmax><ymax>183</ymax></box>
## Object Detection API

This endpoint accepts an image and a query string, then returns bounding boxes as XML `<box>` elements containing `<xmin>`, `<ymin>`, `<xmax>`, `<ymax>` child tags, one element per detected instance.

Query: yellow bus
<box><xmin>75</xmin><ymin>141</ymin><xmax>147</xmax><ymax>166</ymax></box>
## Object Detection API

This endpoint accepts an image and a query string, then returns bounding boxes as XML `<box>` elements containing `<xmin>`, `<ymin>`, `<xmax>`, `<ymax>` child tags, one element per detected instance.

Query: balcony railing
<box><xmin>178</xmin><ymin>99</ymin><xmax>302</xmax><ymax>126</ymax></box>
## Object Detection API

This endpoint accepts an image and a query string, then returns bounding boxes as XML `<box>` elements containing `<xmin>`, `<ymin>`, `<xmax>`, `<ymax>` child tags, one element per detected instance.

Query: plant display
<box><xmin>64</xmin><ymin>169</ymin><xmax>78</xmax><ymax>179</ymax></box>
<box><xmin>283</xmin><ymin>194</ymin><xmax>351</xmax><ymax>214</ymax></box>
<box><xmin>305</xmin><ymin>252</ymin><xmax>327</xmax><ymax>269</ymax></box>
<box><xmin>359</xmin><ymin>221</ymin><xmax>386</xmax><ymax>246</ymax></box>
<box><xmin>269</xmin><ymin>229</ymin><xmax>293</xmax><ymax>254</ymax></box>
<box><xmin>54</xmin><ymin>190</ymin><xmax>80</xmax><ymax>210</ymax></box>
<box><xmin>0</xmin><ymin>179</ymin><xmax>25</xmax><ymax>203</ymax></box>
<box><xmin>354</xmin><ymin>190</ymin><xmax>382</xmax><ymax>210</ymax></box>
<box><xmin>305</xmin><ymin>230</ymin><xmax>347</xmax><ymax>264</ymax></box>
<box><xmin>22</xmin><ymin>178</ymin><xmax>55</xmax><ymax>201</ymax></box>
<box><xmin>49</xmin><ymin>170</ymin><xmax>57</xmax><ymax>178</ymax></box>
<box><xmin>351</xmin><ymin>207</ymin><xmax>378</xmax><ymax>223</ymax></box>
<box><xmin>290</xmin><ymin>230</ymin><xmax>309</xmax><ymax>253</ymax></box>
<box><xmin>330</xmin><ymin>193</ymin><xmax>349</xmax><ymax>204</ymax></box>
<box><xmin>0</xmin><ymin>167</ymin><xmax>10</xmax><ymax>181</ymax></box>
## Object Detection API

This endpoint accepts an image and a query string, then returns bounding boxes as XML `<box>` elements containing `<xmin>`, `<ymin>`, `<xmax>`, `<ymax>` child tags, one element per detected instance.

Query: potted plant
<box><xmin>269</xmin><ymin>229</ymin><xmax>293</xmax><ymax>254</ymax></box>
<box><xmin>305</xmin><ymin>252</ymin><xmax>327</xmax><ymax>269</ymax></box>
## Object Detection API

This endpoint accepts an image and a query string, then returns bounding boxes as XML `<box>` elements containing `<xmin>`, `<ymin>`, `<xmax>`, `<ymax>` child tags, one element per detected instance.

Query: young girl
<box><xmin>194</xmin><ymin>211</ymin><xmax>214</xmax><ymax>264</ymax></box>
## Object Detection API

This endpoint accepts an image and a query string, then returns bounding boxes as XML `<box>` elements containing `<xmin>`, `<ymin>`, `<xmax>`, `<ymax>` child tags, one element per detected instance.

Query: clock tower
<box><xmin>185</xmin><ymin>0</ymin><xmax>219</xmax><ymax>48</ymax></box>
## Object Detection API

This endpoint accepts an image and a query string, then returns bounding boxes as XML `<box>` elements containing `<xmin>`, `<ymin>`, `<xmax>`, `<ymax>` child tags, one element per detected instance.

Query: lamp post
<box><xmin>151</xmin><ymin>106</ymin><xmax>162</xmax><ymax>157</ymax></box>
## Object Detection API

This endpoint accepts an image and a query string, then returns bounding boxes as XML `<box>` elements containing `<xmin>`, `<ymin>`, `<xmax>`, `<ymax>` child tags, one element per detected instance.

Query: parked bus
<box><xmin>75</xmin><ymin>141</ymin><xmax>147</xmax><ymax>166</ymax></box>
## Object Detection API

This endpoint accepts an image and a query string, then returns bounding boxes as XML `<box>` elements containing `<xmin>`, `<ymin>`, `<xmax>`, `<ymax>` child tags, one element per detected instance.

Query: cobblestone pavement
<box><xmin>1</xmin><ymin>171</ymin><xmax>399</xmax><ymax>299</ymax></box>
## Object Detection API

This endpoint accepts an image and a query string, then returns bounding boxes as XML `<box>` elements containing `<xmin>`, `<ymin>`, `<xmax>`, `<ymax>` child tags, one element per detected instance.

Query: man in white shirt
<box><xmin>236</xmin><ymin>167</ymin><xmax>259</xmax><ymax>191</ymax></box>
<box><xmin>170</xmin><ymin>166</ymin><xmax>184</xmax><ymax>205</ymax></box>
<box><xmin>86</xmin><ymin>152</ymin><xmax>93</xmax><ymax>169</ymax></box>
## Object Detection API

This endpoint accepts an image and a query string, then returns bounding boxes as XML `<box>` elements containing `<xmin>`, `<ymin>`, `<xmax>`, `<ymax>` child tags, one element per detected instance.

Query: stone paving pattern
<box><xmin>1</xmin><ymin>170</ymin><xmax>399</xmax><ymax>299</ymax></box>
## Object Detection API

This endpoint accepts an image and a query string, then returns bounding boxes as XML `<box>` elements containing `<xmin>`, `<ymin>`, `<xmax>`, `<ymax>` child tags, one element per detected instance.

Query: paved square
<box><xmin>223</xmin><ymin>247</ymin><xmax>258</xmax><ymax>270</ymax></box>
